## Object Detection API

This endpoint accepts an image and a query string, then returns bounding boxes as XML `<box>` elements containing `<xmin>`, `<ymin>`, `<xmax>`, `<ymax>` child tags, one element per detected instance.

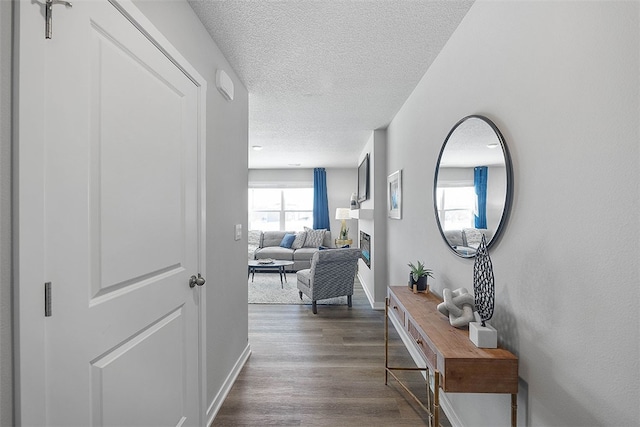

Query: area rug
<box><xmin>248</xmin><ymin>272</ymin><xmax>352</xmax><ymax>305</ymax></box>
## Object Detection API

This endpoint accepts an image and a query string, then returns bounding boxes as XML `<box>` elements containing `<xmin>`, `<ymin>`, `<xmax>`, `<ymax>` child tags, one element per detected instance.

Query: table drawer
<box><xmin>388</xmin><ymin>292</ymin><xmax>406</xmax><ymax>326</ymax></box>
<box><xmin>408</xmin><ymin>318</ymin><xmax>437</xmax><ymax>370</ymax></box>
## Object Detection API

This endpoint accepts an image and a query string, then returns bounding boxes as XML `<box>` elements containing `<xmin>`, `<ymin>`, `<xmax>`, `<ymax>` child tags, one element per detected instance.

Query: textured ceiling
<box><xmin>188</xmin><ymin>0</ymin><xmax>475</xmax><ymax>169</ymax></box>
<box><xmin>439</xmin><ymin>116</ymin><xmax>507</xmax><ymax>167</ymax></box>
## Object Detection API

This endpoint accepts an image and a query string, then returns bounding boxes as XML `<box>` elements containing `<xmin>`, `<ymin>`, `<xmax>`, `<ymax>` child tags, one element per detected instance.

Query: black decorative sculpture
<box><xmin>473</xmin><ymin>234</ymin><xmax>494</xmax><ymax>327</ymax></box>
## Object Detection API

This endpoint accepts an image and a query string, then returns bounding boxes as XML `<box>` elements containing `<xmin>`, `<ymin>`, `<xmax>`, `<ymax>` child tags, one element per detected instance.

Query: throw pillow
<box><xmin>279</xmin><ymin>233</ymin><xmax>296</xmax><ymax>248</ymax></box>
<box><xmin>303</xmin><ymin>227</ymin><xmax>326</xmax><ymax>248</ymax></box>
<box><xmin>291</xmin><ymin>232</ymin><xmax>307</xmax><ymax>249</ymax></box>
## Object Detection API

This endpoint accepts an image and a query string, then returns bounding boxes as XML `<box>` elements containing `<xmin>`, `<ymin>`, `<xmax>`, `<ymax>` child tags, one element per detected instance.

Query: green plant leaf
<box><xmin>408</xmin><ymin>260</ymin><xmax>434</xmax><ymax>280</ymax></box>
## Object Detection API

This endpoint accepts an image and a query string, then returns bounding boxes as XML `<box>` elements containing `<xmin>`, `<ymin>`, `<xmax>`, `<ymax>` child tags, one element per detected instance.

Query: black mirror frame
<box><xmin>433</xmin><ymin>115</ymin><xmax>514</xmax><ymax>258</ymax></box>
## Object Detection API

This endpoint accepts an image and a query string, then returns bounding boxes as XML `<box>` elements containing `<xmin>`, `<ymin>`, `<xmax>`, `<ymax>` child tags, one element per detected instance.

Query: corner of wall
<box><xmin>355</xmin><ymin>130</ymin><xmax>388</xmax><ymax>308</ymax></box>
<box><xmin>0</xmin><ymin>0</ymin><xmax>13</xmax><ymax>425</ymax></box>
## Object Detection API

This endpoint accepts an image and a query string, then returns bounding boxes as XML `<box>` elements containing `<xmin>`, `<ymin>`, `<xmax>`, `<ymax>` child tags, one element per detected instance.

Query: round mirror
<box><xmin>433</xmin><ymin>115</ymin><xmax>513</xmax><ymax>258</ymax></box>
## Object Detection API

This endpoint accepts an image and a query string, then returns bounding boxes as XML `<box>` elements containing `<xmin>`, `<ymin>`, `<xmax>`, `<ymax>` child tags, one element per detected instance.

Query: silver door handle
<box><xmin>189</xmin><ymin>273</ymin><xmax>205</xmax><ymax>288</ymax></box>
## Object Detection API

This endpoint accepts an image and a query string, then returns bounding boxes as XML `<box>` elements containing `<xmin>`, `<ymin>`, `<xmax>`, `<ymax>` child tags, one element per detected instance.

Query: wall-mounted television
<box><xmin>357</xmin><ymin>154</ymin><xmax>370</xmax><ymax>203</ymax></box>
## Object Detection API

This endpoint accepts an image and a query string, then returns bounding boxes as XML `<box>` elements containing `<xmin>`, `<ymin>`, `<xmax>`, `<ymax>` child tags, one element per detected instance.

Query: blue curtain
<box><xmin>474</xmin><ymin>166</ymin><xmax>488</xmax><ymax>229</ymax></box>
<box><xmin>313</xmin><ymin>168</ymin><xmax>330</xmax><ymax>230</ymax></box>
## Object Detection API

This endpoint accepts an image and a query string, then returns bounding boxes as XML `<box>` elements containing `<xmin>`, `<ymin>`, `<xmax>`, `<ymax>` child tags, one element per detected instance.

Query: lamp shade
<box><xmin>335</xmin><ymin>208</ymin><xmax>351</xmax><ymax>220</ymax></box>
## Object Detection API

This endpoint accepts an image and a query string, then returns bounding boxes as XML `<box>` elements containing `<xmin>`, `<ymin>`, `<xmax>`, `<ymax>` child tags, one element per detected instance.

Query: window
<box><xmin>436</xmin><ymin>186</ymin><xmax>475</xmax><ymax>230</ymax></box>
<box><xmin>249</xmin><ymin>188</ymin><xmax>313</xmax><ymax>231</ymax></box>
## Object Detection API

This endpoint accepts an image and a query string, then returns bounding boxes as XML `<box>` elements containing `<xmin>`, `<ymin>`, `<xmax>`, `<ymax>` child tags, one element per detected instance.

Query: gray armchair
<box><xmin>296</xmin><ymin>248</ymin><xmax>361</xmax><ymax>314</ymax></box>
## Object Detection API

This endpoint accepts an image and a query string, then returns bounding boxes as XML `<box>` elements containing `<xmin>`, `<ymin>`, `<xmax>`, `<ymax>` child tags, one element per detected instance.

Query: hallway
<box><xmin>211</xmin><ymin>282</ymin><xmax>450</xmax><ymax>426</ymax></box>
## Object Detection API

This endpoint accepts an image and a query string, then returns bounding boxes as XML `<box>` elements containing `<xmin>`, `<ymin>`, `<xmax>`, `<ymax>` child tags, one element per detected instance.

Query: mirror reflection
<box><xmin>434</xmin><ymin>115</ymin><xmax>512</xmax><ymax>257</ymax></box>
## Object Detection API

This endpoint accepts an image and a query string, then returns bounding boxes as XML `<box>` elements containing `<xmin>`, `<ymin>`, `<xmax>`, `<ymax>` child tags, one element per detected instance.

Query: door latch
<box><xmin>44</xmin><ymin>282</ymin><xmax>52</xmax><ymax>317</ymax></box>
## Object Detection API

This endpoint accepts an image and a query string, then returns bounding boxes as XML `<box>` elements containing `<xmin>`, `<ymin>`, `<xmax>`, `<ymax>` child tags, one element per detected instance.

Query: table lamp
<box><xmin>335</xmin><ymin>208</ymin><xmax>351</xmax><ymax>240</ymax></box>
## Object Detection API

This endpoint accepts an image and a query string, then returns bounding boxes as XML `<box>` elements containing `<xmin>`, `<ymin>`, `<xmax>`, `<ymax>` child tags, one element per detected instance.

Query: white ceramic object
<box><xmin>469</xmin><ymin>321</ymin><xmax>498</xmax><ymax>348</ymax></box>
<box><xmin>436</xmin><ymin>287</ymin><xmax>475</xmax><ymax>328</ymax></box>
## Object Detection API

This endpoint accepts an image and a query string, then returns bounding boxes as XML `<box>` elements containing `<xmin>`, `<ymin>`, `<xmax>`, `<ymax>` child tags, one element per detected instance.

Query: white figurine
<box><xmin>437</xmin><ymin>287</ymin><xmax>475</xmax><ymax>328</ymax></box>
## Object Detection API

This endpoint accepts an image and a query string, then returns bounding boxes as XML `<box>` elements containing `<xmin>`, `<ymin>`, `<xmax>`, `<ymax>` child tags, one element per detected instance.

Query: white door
<box><xmin>15</xmin><ymin>0</ymin><xmax>207</xmax><ymax>425</ymax></box>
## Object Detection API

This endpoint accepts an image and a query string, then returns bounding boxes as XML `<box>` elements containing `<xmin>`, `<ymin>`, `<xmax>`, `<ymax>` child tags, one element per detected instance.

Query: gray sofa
<box><xmin>251</xmin><ymin>230</ymin><xmax>334</xmax><ymax>271</ymax></box>
<box><xmin>443</xmin><ymin>228</ymin><xmax>493</xmax><ymax>252</ymax></box>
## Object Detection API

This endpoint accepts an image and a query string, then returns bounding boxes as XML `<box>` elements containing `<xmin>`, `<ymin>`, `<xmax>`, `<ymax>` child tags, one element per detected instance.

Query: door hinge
<box><xmin>44</xmin><ymin>282</ymin><xmax>52</xmax><ymax>317</ymax></box>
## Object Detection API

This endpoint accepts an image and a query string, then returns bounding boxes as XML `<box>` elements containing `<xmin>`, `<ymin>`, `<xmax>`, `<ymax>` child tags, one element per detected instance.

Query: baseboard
<box><xmin>388</xmin><ymin>310</ymin><xmax>463</xmax><ymax>427</ymax></box>
<box><xmin>206</xmin><ymin>343</ymin><xmax>251</xmax><ymax>426</ymax></box>
<box><xmin>357</xmin><ymin>272</ymin><xmax>385</xmax><ymax>310</ymax></box>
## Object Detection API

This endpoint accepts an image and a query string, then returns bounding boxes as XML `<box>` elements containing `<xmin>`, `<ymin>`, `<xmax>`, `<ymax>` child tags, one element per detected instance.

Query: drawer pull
<box><xmin>416</xmin><ymin>338</ymin><xmax>423</xmax><ymax>345</ymax></box>
<box><xmin>393</xmin><ymin>305</ymin><xmax>398</xmax><ymax>310</ymax></box>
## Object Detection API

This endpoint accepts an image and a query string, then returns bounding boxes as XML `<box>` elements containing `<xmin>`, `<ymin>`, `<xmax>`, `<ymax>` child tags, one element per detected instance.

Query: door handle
<box><xmin>189</xmin><ymin>273</ymin><xmax>206</xmax><ymax>288</ymax></box>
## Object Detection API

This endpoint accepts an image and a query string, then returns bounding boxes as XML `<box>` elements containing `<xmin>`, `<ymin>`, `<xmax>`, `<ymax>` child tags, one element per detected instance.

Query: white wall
<box><xmin>0</xmin><ymin>0</ymin><xmax>12</xmax><ymax>424</ymax></box>
<box><xmin>386</xmin><ymin>1</ymin><xmax>639</xmax><ymax>426</ymax></box>
<box><xmin>327</xmin><ymin>168</ymin><xmax>358</xmax><ymax>239</ymax></box>
<box><xmin>357</xmin><ymin>130</ymin><xmax>388</xmax><ymax>308</ymax></box>
<box><xmin>128</xmin><ymin>0</ymin><xmax>250</xmax><ymax>422</ymax></box>
<box><xmin>357</xmin><ymin>136</ymin><xmax>375</xmax><ymax>298</ymax></box>
<box><xmin>249</xmin><ymin>168</ymin><xmax>314</xmax><ymax>189</ymax></box>
<box><xmin>248</xmin><ymin>168</ymin><xmax>357</xmax><ymax>240</ymax></box>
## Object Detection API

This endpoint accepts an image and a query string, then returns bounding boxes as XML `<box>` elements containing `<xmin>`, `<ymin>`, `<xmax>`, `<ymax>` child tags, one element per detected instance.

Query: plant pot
<box><xmin>408</xmin><ymin>274</ymin><xmax>429</xmax><ymax>292</ymax></box>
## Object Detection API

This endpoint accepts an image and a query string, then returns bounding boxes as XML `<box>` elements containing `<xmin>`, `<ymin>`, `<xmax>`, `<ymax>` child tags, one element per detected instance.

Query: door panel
<box><xmin>91</xmin><ymin>307</ymin><xmax>187</xmax><ymax>427</ymax></box>
<box><xmin>16</xmin><ymin>0</ymin><xmax>206</xmax><ymax>425</ymax></box>
<box><xmin>89</xmin><ymin>19</ymin><xmax>193</xmax><ymax>300</ymax></box>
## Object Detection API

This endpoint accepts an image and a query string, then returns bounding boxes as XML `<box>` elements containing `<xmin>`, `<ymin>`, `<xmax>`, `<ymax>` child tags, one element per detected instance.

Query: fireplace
<box><xmin>360</xmin><ymin>231</ymin><xmax>371</xmax><ymax>268</ymax></box>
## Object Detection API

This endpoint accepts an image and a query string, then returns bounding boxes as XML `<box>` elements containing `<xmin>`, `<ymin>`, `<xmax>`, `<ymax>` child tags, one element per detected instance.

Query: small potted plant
<box><xmin>340</xmin><ymin>227</ymin><xmax>349</xmax><ymax>240</ymax></box>
<box><xmin>407</xmin><ymin>261</ymin><xmax>434</xmax><ymax>292</ymax></box>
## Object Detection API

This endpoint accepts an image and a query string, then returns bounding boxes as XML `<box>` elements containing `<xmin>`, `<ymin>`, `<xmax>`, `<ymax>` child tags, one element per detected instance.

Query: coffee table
<box><xmin>248</xmin><ymin>260</ymin><xmax>295</xmax><ymax>288</ymax></box>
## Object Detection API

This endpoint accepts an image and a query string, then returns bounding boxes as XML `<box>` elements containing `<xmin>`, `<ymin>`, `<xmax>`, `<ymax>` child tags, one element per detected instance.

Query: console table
<box><xmin>385</xmin><ymin>286</ymin><xmax>518</xmax><ymax>427</ymax></box>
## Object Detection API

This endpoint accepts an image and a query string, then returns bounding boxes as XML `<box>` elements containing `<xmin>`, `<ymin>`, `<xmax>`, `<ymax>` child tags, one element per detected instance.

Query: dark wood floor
<box><xmin>210</xmin><ymin>282</ymin><xmax>451</xmax><ymax>426</ymax></box>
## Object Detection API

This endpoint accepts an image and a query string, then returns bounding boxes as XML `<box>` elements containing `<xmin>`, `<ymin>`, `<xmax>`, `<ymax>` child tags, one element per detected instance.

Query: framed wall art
<box><xmin>387</xmin><ymin>169</ymin><xmax>402</xmax><ymax>219</ymax></box>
